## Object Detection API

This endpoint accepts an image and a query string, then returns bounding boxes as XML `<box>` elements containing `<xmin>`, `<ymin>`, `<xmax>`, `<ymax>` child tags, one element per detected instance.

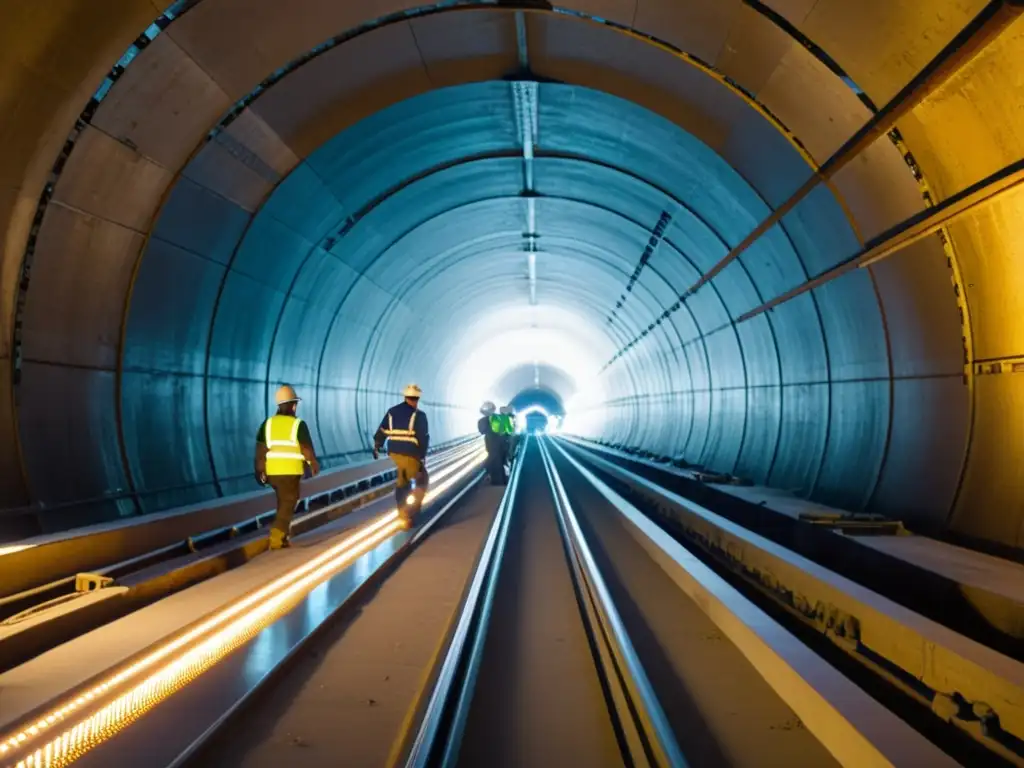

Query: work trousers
<box><xmin>267</xmin><ymin>474</ymin><xmax>301</xmax><ymax>536</ymax></box>
<box><xmin>391</xmin><ymin>453</ymin><xmax>427</xmax><ymax>510</ymax></box>
<box><xmin>484</xmin><ymin>436</ymin><xmax>507</xmax><ymax>485</ymax></box>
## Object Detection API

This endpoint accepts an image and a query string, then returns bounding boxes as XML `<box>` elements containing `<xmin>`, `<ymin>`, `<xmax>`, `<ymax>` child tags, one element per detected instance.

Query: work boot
<box><xmin>269</xmin><ymin>528</ymin><xmax>290</xmax><ymax>550</ymax></box>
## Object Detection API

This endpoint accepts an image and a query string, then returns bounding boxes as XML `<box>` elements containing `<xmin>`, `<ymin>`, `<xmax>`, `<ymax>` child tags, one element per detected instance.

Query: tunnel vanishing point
<box><xmin>1</xmin><ymin>0</ymin><xmax>1023</xmax><ymax>553</ymax></box>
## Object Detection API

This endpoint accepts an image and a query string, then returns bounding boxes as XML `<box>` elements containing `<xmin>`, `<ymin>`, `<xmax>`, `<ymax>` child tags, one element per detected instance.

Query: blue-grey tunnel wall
<box><xmin>4</xmin><ymin>3</ymin><xmax>1017</xmax><ymax>548</ymax></box>
<box><xmin>24</xmin><ymin>81</ymin><xmax>958</xmax><ymax>530</ymax></box>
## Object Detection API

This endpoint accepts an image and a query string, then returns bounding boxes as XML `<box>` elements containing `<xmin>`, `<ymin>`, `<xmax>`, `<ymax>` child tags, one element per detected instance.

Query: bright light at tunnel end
<box><xmin>0</xmin><ymin>449</ymin><xmax>486</xmax><ymax>768</ymax></box>
<box><xmin>515</xmin><ymin>404</ymin><xmax>561</xmax><ymax>433</ymax></box>
<box><xmin>448</xmin><ymin>324</ymin><xmax>608</xmax><ymax>418</ymax></box>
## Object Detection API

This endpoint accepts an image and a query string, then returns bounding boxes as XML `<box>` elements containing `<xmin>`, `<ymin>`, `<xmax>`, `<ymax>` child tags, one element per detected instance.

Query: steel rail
<box><xmin>538</xmin><ymin>437</ymin><xmax>688</xmax><ymax>768</ymax></box>
<box><xmin>403</xmin><ymin>437</ymin><xmax>528</xmax><ymax>767</ymax></box>
<box><xmin>550</xmin><ymin>437</ymin><xmax>977</xmax><ymax>767</ymax></box>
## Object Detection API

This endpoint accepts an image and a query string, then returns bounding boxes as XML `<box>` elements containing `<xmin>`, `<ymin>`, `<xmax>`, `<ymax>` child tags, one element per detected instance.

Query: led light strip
<box><xmin>9</xmin><ymin>518</ymin><xmax>403</xmax><ymax>768</ymax></box>
<box><xmin>1</xmin><ymin>450</ymin><xmax>485</xmax><ymax>765</ymax></box>
<box><xmin>0</xmin><ymin>442</ymin><xmax>477</xmax><ymax>561</ymax></box>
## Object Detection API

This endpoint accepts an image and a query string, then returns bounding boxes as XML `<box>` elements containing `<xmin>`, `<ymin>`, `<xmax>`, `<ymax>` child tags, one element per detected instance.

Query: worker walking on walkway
<box><xmin>478</xmin><ymin>401</ymin><xmax>506</xmax><ymax>485</ymax></box>
<box><xmin>499</xmin><ymin>405</ymin><xmax>518</xmax><ymax>464</ymax></box>
<box><xmin>254</xmin><ymin>385</ymin><xmax>321</xmax><ymax>550</ymax></box>
<box><xmin>373</xmin><ymin>384</ymin><xmax>429</xmax><ymax>526</ymax></box>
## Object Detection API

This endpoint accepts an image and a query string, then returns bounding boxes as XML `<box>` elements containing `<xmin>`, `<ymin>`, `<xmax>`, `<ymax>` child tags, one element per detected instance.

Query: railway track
<box><xmin>6</xmin><ymin>435</ymin><xmax>1018</xmax><ymax>766</ymax></box>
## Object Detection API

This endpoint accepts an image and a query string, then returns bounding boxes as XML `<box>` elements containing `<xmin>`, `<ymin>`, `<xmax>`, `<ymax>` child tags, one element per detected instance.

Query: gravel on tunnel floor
<box><xmin>456</xmin><ymin>444</ymin><xmax>623</xmax><ymax>768</ymax></box>
<box><xmin>194</xmin><ymin>484</ymin><xmax>504</xmax><ymax>768</ymax></box>
<box><xmin>549</xmin><ymin>446</ymin><xmax>841</xmax><ymax>768</ymax></box>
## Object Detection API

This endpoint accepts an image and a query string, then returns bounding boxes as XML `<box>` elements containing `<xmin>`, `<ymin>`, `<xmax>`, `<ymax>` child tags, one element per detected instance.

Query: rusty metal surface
<box><xmin>954</xmin><ymin>372</ymin><xmax>1024</xmax><ymax>545</ymax></box>
<box><xmin>409</xmin><ymin>10</ymin><xmax>520</xmax><ymax>85</ymax></box>
<box><xmin>898</xmin><ymin>18</ymin><xmax>1024</xmax><ymax>199</ymax></box>
<box><xmin>756</xmin><ymin>41</ymin><xmax>872</xmax><ymax>163</ymax></box>
<box><xmin>89</xmin><ymin>32</ymin><xmax>231</xmax><ymax>170</ymax></box>
<box><xmin>530</xmin><ymin>13</ymin><xmax>733</xmax><ymax>155</ymax></box>
<box><xmin>830</xmin><ymin>135</ymin><xmax>929</xmax><ymax>240</ymax></box>
<box><xmin>249</xmin><ymin>22</ymin><xmax>433</xmax><ymax>158</ymax></box>
<box><xmin>953</xmin><ymin>189</ymin><xmax>1024</xmax><ymax>362</ymax></box>
<box><xmin>633</xmin><ymin>0</ymin><xmax>744</xmax><ymax>64</ymax></box>
<box><xmin>800</xmin><ymin>0</ymin><xmax>991</xmax><ymax>105</ymax></box>
<box><xmin>760</xmin><ymin>0</ymin><xmax>817</xmax><ymax>23</ymax></box>
<box><xmin>559</xmin><ymin>0</ymin><xmax>637</xmax><ymax>25</ymax></box>
<box><xmin>50</xmin><ymin>125</ymin><xmax>173</xmax><ymax>232</ymax></box>
<box><xmin>717</xmin><ymin>3</ymin><xmax>795</xmax><ymax>94</ymax></box>
<box><xmin>167</xmin><ymin>0</ymin><xmax>414</xmax><ymax>99</ymax></box>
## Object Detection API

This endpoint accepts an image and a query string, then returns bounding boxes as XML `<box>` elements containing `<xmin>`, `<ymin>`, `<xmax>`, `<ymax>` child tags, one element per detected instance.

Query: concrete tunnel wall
<box><xmin>0</xmin><ymin>2</ymin><xmax>1022</xmax><ymax>548</ymax></box>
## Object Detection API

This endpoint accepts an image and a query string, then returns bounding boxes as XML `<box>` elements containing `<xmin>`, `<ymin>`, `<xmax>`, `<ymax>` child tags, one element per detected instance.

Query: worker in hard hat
<box><xmin>478</xmin><ymin>401</ymin><xmax>506</xmax><ymax>485</ymax></box>
<box><xmin>254</xmin><ymin>385</ymin><xmax>321</xmax><ymax>550</ymax></box>
<box><xmin>500</xmin><ymin>405</ymin><xmax>519</xmax><ymax>462</ymax></box>
<box><xmin>373</xmin><ymin>384</ymin><xmax>429</xmax><ymax>526</ymax></box>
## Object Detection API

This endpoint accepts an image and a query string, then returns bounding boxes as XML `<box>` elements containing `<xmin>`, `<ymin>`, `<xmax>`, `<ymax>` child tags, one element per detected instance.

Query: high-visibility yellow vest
<box><xmin>383</xmin><ymin>410</ymin><xmax>420</xmax><ymax>447</ymax></box>
<box><xmin>265</xmin><ymin>415</ymin><xmax>306</xmax><ymax>476</ymax></box>
<box><xmin>489</xmin><ymin>415</ymin><xmax>503</xmax><ymax>434</ymax></box>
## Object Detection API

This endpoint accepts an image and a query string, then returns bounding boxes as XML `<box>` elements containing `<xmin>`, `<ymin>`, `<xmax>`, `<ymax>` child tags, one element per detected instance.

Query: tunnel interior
<box><xmin>510</xmin><ymin>385</ymin><xmax>565</xmax><ymax>434</ymax></box>
<box><xmin>1</xmin><ymin>2</ymin><xmax>1023</xmax><ymax>552</ymax></box>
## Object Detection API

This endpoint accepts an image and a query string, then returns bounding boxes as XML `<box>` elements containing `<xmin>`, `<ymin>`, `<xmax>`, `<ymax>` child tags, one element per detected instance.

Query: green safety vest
<box><xmin>489</xmin><ymin>414</ymin><xmax>503</xmax><ymax>434</ymax></box>
<box><xmin>265</xmin><ymin>415</ymin><xmax>306</xmax><ymax>476</ymax></box>
<box><xmin>500</xmin><ymin>414</ymin><xmax>515</xmax><ymax>435</ymax></box>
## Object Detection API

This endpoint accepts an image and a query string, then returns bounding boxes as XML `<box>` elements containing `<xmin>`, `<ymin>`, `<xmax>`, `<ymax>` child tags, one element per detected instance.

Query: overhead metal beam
<box><xmin>679</xmin><ymin>0</ymin><xmax>1024</xmax><ymax>302</ymax></box>
<box><xmin>974</xmin><ymin>354</ymin><xmax>1024</xmax><ymax>377</ymax></box>
<box><xmin>528</xmin><ymin>251</ymin><xmax>538</xmax><ymax>306</ymax></box>
<box><xmin>736</xmin><ymin>156</ymin><xmax>1024</xmax><ymax>324</ymax></box>
<box><xmin>512</xmin><ymin>79</ymin><xmax>540</xmax><ymax>308</ymax></box>
<box><xmin>515</xmin><ymin>10</ymin><xmax>530</xmax><ymax>72</ymax></box>
<box><xmin>512</xmin><ymin>80</ymin><xmax>539</xmax><ymax>192</ymax></box>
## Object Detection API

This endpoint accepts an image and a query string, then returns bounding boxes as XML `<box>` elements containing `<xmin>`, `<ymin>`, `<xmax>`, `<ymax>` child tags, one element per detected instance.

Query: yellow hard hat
<box><xmin>275</xmin><ymin>384</ymin><xmax>300</xmax><ymax>405</ymax></box>
<box><xmin>403</xmin><ymin>383</ymin><xmax>423</xmax><ymax>399</ymax></box>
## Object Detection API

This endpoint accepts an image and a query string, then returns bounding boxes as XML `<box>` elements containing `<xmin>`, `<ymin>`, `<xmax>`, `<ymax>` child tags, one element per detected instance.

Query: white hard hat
<box><xmin>403</xmin><ymin>383</ymin><xmax>423</xmax><ymax>399</ymax></box>
<box><xmin>481</xmin><ymin>401</ymin><xmax>496</xmax><ymax>415</ymax></box>
<box><xmin>275</xmin><ymin>384</ymin><xmax>300</xmax><ymax>405</ymax></box>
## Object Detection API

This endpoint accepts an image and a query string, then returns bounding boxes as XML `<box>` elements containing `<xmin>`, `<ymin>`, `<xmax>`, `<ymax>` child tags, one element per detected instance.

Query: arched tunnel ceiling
<box><xmin>1</xmin><ymin>1</ymin><xmax>1022</xmax><ymax>551</ymax></box>
<box><xmin>493</xmin><ymin>365</ymin><xmax>577</xmax><ymax>407</ymax></box>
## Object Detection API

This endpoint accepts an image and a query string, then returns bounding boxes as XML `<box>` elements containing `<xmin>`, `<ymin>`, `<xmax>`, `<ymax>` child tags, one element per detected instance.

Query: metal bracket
<box><xmin>799</xmin><ymin>511</ymin><xmax>907</xmax><ymax>536</ymax></box>
<box><xmin>74</xmin><ymin>573</ymin><xmax>114</xmax><ymax>593</ymax></box>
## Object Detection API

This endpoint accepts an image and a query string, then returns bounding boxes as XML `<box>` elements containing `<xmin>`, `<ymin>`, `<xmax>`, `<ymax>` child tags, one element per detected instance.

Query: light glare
<box><xmin>1</xmin><ymin>449</ymin><xmax>485</xmax><ymax>766</ymax></box>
